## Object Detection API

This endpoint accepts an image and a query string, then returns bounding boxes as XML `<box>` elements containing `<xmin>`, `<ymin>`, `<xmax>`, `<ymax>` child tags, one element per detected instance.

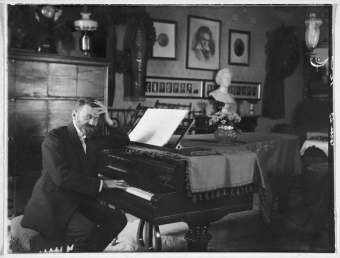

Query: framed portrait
<box><xmin>204</xmin><ymin>80</ymin><xmax>261</xmax><ymax>100</ymax></box>
<box><xmin>228</xmin><ymin>30</ymin><xmax>251</xmax><ymax>66</ymax></box>
<box><xmin>152</xmin><ymin>20</ymin><xmax>177</xmax><ymax>60</ymax></box>
<box><xmin>145</xmin><ymin>76</ymin><xmax>203</xmax><ymax>98</ymax></box>
<box><xmin>186</xmin><ymin>16</ymin><xmax>221</xmax><ymax>70</ymax></box>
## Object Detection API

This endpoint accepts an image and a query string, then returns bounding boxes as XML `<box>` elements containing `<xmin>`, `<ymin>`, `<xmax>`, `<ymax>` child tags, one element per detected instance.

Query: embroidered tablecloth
<box><xmin>179</xmin><ymin>133</ymin><xmax>302</xmax><ymax>222</ymax></box>
<box><xmin>123</xmin><ymin>133</ymin><xmax>301</xmax><ymax>222</ymax></box>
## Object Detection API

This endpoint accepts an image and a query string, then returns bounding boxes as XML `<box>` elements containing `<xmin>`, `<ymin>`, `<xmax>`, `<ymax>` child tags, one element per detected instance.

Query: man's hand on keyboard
<box><xmin>103</xmin><ymin>179</ymin><xmax>129</xmax><ymax>190</ymax></box>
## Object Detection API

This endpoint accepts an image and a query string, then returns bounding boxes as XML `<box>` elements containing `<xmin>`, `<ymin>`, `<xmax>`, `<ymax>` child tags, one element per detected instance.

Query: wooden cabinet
<box><xmin>8</xmin><ymin>50</ymin><xmax>111</xmax><ymax>172</ymax></box>
<box><xmin>9</xmin><ymin>52</ymin><xmax>110</xmax><ymax>98</ymax></box>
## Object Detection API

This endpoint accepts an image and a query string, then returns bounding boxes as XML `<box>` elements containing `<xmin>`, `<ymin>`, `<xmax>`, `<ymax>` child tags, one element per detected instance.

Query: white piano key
<box><xmin>125</xmin><ymin>187</ymin><xmax>154</xmax><ymax>201</ymax></box>
<box><xmin>106</xmin><ymin>165</ymin><xmax>128</xmax><ymax>174</ymax></box>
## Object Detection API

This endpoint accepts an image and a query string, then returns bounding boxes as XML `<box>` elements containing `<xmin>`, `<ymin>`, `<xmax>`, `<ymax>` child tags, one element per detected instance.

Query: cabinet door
<box><xmin>14</xmin><ymin>99</ymin><xmax>48</xmax><ymax>137</ymax></box>
<box><xmin>8</xmin><ymin>59</ymin><xmax>16</xmax><ymax>98</ymax></box>
<box><xmin>9</xmin><ymin>99</ymin><xmax>47</xmax><ymax>172</ymax></box>
<box><xmin>8</xmin><ymin>101</ymin><xmax>16</xmax><ymax>138</ymax></box>
<box><xmin>48</xmin><ymin>63</ymin><xmax>77</xmax><ymax>97</ymax></box>
<box><xmin>77</xmin><ymin>65</ymin><xmax>106</xmax><ymax>98</ymax></box>
<box><xmin>15</xmin><ymin>60</ymin><xmax>48</xmax><ymax>97</ymax></box>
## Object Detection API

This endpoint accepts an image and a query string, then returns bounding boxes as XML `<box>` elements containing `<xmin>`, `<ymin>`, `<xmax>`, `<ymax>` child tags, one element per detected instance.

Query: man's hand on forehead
<box><xmin>92</xmin><ymin>100</ymin><xmax>107</xmax><ymax>116</ymax></box>
<box><xmin>92</xmin><ymin>107</ymin><xmax>105</xmax><ymax>117</ymax></box>
<box><xmin>93</xmin><ymin>100</ymin><xmax>105</xmax><ymax>108</ymax></box>
<box><xmin>91</xmin><ymin>100</ymin><xmax>114</xmax><ymax>127</ymax></box>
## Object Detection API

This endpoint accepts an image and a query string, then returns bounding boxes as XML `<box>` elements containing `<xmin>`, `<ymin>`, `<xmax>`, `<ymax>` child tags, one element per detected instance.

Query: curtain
<box><xmin>262</xmin><ymin>25</ymin><xmax>300</xmax><ymax>119</ymax></box>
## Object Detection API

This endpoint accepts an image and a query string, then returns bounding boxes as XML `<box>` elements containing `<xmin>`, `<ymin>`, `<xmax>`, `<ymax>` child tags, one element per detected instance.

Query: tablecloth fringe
<box><xmin>186</xmin><ymin>183</ymin><xmax>255</xmax><ymax>203</ymax></box>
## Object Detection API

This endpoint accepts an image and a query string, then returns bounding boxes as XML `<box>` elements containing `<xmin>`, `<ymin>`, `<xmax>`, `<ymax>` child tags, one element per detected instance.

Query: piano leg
<box><xmin>184</xmin><ymin>224</ymin><xmax>212</xmax><ymax>251</ymax></box>
<box><xmin>145</xmin><ymin>222</ymin><xmax>153</xmax><ymax>251</ymax></box>
<box><xmin>153</xmin><ymin>225</ymin><xmax>162</xmax><ymax>251</ymax></box>
<box><xmin>137</xmin><ymin>220</ymin><xmax>145</xmax><ymax>248</ymax></box>
<box><xmin>137</xmin><ymin>220</ymin><xmax>162</xmax><ymax>251</ymax></box>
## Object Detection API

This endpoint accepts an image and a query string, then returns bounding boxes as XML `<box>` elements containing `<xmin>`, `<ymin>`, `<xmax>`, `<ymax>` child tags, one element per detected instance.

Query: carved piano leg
<box><xmin>153</xmin><ymin>225</ymin><xmax>162</xmax><ymax>251</ymax></box>
<box><xmin>184</xmin><ymin>225</ymin><xmax>212</xmax><ymax>251</ymax></box>
<box><xmin>137</xmin><ymin>219</ymin><xmax>145</xmax><ymax>247</ymax></box>
<box><xmin>145</xmin><ymin>222</ymin><xmax>153</xmax><ymax>251</ymax></box>
<box><xmin>136</xmin><ymin>220</ymin><xmax>162</xmax><ymax>251</ymax></box>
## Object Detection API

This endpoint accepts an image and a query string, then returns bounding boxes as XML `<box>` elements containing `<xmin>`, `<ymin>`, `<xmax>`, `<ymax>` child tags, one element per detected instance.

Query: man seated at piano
<box><xmin>21</xmin><ymin>98</ymin><xmax>131</xmax><ymax>252</ymax></box>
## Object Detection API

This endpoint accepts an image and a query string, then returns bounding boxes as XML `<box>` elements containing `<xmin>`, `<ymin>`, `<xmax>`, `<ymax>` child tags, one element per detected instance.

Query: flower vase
<box><xmin>214</xmin><ymin>126</ymin><xmax>238</xmax><ymax>143</ymax></box>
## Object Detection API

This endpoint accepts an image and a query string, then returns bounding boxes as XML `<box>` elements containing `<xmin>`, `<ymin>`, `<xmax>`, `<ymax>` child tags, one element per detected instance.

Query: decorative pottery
<box><xmin>214</xmin><ymin>125</ymin><xmax>238</xmax><ymax>143</ymax></box>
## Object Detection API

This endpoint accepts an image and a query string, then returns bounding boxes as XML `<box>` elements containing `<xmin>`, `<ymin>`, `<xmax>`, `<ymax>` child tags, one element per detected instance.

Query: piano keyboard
<box><xmin>125</xmin><ymin>187</ymin><xmax>155</xmax><ymax>202</ymax></box>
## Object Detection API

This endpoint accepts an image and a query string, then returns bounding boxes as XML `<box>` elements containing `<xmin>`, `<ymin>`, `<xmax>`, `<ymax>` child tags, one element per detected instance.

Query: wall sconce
<box><xmin>305</xmin><ymin>12</ymin><xmax>328</xmax><ymax>68</ymax></box>
<box><xmin>74</xmin><ymin>10</ymin><xmax>98</xmax><ymax>56</ymax></box>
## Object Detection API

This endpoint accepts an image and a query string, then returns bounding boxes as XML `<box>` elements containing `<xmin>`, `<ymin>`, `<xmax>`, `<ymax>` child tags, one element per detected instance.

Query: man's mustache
<box><xmin>84</xmin><ymin>124</ymin><xmax>96</xmax><ymax>130</ymax></box>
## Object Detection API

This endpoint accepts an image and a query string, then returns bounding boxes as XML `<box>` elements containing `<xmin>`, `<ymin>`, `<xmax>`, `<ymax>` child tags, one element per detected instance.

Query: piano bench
<box><xmin>9</xmin><ymin>215</ymin><xmax>74</xmax><ymax>253</ymax></box>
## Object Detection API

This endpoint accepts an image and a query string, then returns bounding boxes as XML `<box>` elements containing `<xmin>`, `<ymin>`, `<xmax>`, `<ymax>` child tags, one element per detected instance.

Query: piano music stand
<box><xmin>164</xmin><ymin>119</ymin><xmax>194</xmax><ymax>149</ymax></box>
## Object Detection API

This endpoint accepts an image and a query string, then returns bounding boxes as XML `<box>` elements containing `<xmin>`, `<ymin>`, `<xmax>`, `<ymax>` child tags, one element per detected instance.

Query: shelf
<box><xmin>9</xmin><ymin>97</ymin><xmax>104</xmax><ymax>101</ymax></box>
<box><xmin>8</xmin><ymin>49</ymin><xmax>111</xmax><ymax>66</ymax></box>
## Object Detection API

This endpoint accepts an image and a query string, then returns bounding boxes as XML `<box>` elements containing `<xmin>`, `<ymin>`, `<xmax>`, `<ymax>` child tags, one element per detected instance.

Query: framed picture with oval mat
<box><xmin>228</xmin><ymin>30</ymin><xmax>250</xmax><ymax>66</ymax></box>
<box><xmin>152</xmin><ymin>20</ymin><xmax>177</xmax><ymax>60</ymax></box>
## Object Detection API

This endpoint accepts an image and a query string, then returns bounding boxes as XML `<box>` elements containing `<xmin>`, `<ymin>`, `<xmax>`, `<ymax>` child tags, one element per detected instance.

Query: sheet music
<box><xmin>128</xmin><ymin>108</ymin><xmax>188</xmax><ymax>146</ymax></box>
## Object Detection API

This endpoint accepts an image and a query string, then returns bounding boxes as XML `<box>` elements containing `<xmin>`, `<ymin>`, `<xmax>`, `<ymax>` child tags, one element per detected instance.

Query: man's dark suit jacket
<box><xmin>21</xmin><ymin>123</ymin><xmax>130</xmax><ymax>239</ymax></box>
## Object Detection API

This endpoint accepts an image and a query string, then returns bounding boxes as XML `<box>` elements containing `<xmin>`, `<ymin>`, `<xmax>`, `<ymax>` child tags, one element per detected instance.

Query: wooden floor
<box><xmin>8</xmin><ymin>171</ymin><xmax>334</xmax><ymax>253</ymax></box>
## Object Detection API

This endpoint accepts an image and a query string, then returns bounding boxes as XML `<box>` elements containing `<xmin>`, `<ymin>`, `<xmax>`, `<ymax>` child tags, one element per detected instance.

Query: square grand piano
<box><xmin>98</xmin><ymin>133</ymin><xmax>301</xmax><ymax>251</ymax></box>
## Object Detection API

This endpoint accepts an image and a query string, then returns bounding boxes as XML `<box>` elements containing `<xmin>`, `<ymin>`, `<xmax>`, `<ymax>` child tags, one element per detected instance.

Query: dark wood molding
<box><xmin>9</xmin><ymin>48</ymin><xmax>111</xmax><ymax>67</ymax></box>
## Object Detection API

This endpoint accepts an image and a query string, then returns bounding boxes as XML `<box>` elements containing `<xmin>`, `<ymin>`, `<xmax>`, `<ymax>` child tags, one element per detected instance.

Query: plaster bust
<box><xmin>209</xmin><ymin>68</ymin><xmax>236</xmax><ymax>113</ymax></box>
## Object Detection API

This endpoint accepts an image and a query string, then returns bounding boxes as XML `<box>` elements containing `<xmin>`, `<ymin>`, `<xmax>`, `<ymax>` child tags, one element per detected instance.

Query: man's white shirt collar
<box><xmin>73</xmin><ymin>121</ymin><xmax>87</xmax><ymax>153</ymax></box>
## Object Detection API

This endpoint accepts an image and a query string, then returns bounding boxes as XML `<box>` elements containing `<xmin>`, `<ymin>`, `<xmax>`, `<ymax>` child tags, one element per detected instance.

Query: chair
<box><xmin>301</xmin><ymin>146</ymin><xmax>329</xmax><ymax>207</ymax></box>
<box><xmin>270</xmin><ymin>99</ymin><xmax>330</xmax><ymax>202</ymax></box>
<box><xmin>280</xmin><ymin>147</ymin><xmax>332</xmax><ymax>246</ymax></box>
<box><xmin>107</xmin><ymin>103</ymin><xmax>152</xmax><ymax>132</ymax></box>
<box><xmin>9</xmin><ymin>215</ymin><xmax>74</xmax><ymax>253</ymax></box>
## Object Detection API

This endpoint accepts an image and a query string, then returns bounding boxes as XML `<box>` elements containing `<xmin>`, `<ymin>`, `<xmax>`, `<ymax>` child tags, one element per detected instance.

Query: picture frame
<box><xmin>145</xmin><ymin>76</ymin><xmax>203</xmax><ymax>98</ymax></box>
<box><xmin>204</xmin><ymin>80</ymin><xmax>261</xmax><ymax>100</ymax></box>
<box><xmin>186</xmin><ymin>16</ymin><xmax>221</xmax><ymax>70</ymax></box>
<box><xmin>228</xmin><ymin>30</ymin><xmax>251</xmax><ymax>66</ymax></box>
<box><xmin>152</xmin><ymin>20</ymin><xmax>177</xmax><ymax>60</ymax></box>
<box><xmin>203</xmin><ymin>81</ymin><xmax>219</xmax><ymax>98</ymax></box>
